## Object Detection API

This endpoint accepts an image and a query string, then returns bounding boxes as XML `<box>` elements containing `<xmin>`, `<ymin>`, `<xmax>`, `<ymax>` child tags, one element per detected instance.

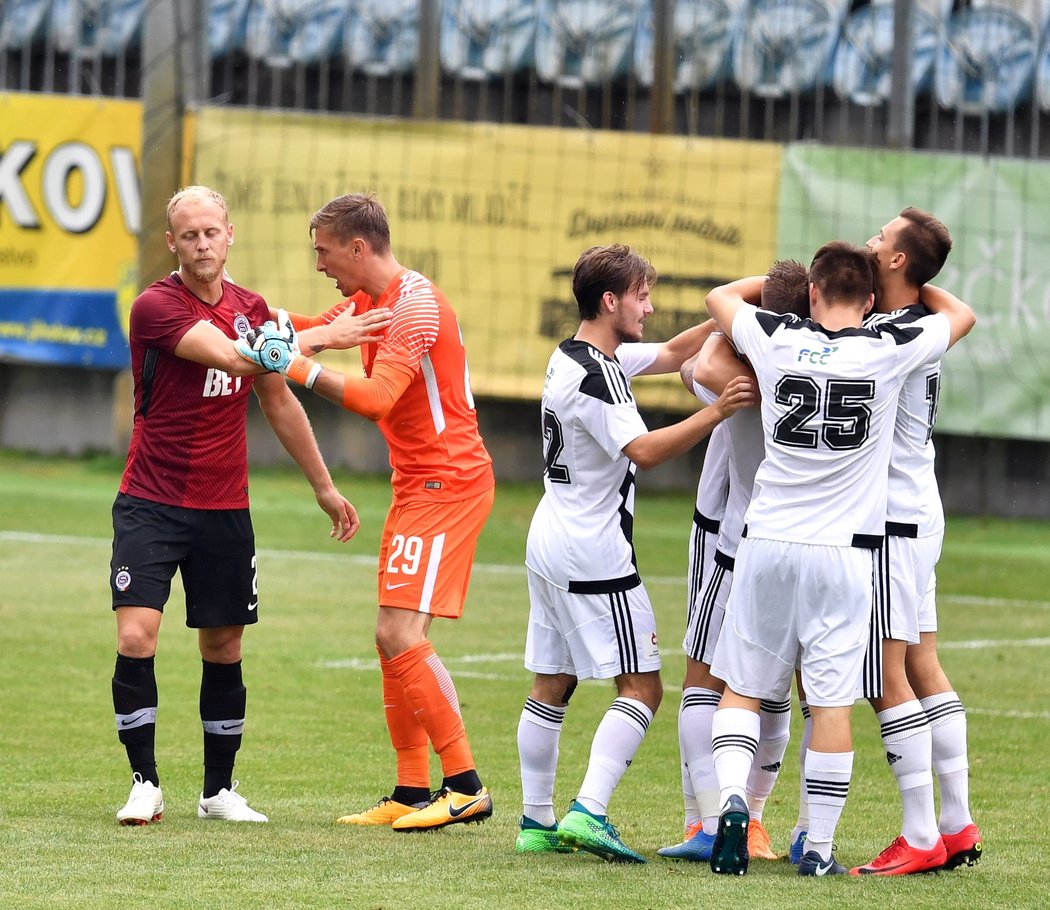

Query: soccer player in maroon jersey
<box><xmin>108</xmin><ymin>185</ymin><xmax>385</xmax><ymax>825</ymax></box>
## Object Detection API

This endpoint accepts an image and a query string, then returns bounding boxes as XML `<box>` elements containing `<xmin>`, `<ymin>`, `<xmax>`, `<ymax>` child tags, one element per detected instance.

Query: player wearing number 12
<box><xmin>516</xmin><ymin>244</ymin><xmax>753</xmax><ymax>862</ymax></box>
<box><xmin>237</xmin><ymin>192</ymin><xmax>495</xmax><ymax>831</ymax></box>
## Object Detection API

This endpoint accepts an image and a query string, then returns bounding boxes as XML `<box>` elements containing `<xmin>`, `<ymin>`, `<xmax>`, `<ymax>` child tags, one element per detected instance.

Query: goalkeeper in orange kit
<box><xmin>239</xmin><ymin>192</ymin><xmax>496</xmax><ymax>832</ymax></box>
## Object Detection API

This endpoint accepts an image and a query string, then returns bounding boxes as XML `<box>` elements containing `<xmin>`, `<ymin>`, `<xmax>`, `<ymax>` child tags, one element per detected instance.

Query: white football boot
<box><xmin>198</xmin><ymin>781</ymin><xmax>268</xmax><ymax>822</ymax></box>
<box><xmin>117</xmin><ymin>772</ymin><xmax>164</xmax><ymax>825</ymax></box>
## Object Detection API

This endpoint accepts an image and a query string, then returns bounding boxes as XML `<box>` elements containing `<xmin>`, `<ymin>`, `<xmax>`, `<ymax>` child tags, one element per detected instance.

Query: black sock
<box><xmin>112</xmin><ymin>653</ymin><xmax>159</xmax><ymax>786</ymax></box>
<box><xmin>200</xmin><ymin>659</ymin><xmax>245</xmax><ymax>798</ymax></box>
<box><xmin>392</xmin><ymin>786</ymin><xmax>431</xmax><ymax>806</ymax></box>
<box><xmin>442</xmin><ymin>770</ymin><xmax>483</xmax><ymax>795</ymax></box>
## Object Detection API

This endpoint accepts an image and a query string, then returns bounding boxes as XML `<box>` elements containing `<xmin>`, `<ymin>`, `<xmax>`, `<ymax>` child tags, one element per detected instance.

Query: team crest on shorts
<box><xmin>233</xmin><ymin>314</ymin><xmax>251</xmax><ymax>338</ymax></box>
<box><xmin>645</xmin><ymin>632</ymin><xmax>659</xmax><ymax>661</ymax></box>
<box><xmin>114</xmin><ymin>566</ymin><xmax>132</xmax><ymax>592</ymax></box>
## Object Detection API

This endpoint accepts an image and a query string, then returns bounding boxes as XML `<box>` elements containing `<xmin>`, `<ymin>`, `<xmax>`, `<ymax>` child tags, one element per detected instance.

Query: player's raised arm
<box><xmin>919</xmin><ymin>284</ymin><xmax>976</xmax><ymax>349</ymax></box>
<box><xmin>174</xmin><ymin>319</ymin><xmax>267</xmax><ymax>376</ymax></box>
<box><xmin>704</xmin><ymin>276</ymin><xmax>765</xmax><ymax>342</ymax></box>
<box><xmin>694</xmin><ymin>331</ymin><xmax>754</xmax><ymax>395</ymax></box>
<box><xmin>636</xmin><ymin>317</ymin><xmax>718</xmax><ymax>376</ymax></box>
<box><xmin>623</xmin><ymin>374</ymin><xmax>754</xmax><ymax>469</ymax></box>
<box><xmin>235</xmin><ymin>319</ymin><xmax>414</xmax><ymax>422</ymax></box>
<box><xmin>297</xmin><ymin>304</ymin><xmax>393</xmax><ymax>355</ymax></box>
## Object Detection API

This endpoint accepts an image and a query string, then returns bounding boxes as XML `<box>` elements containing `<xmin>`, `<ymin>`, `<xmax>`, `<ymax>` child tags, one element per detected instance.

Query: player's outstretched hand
<box><xmin>714</xmin><ymin>374</ymin><xmax>756</xmax><ymax>418</ymax></box>
<box><xmin>323</xmin><ymin>304</ymin><xmax>393</xmax><ymax>350</ymax></box>
<box><xmin>235</xmin><ymin>320</ymin><xmax>299</xmax><ymax>373</ymax></box>
<box><xmin>315</xmin><ymin>485</ymin><xmax>360</xmax><ymax>542</ymax></box>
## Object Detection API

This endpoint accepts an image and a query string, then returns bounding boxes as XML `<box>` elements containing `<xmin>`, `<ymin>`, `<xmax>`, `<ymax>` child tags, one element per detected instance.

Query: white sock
<box><xmin>681</xmin><ymin>686</ymin><xmax>721</xmax><ymax>832</ymax></box>
<box><xmin>804</xmin><ymin>750</ymin><xmax>853</xmax><ymax>861</ymax></box>
<box><xmin>922</xmin><ymin>691</ymin><xmax>974</xmax><ymax>833</ymax></box>
<box><xmin>793</xmin><ymin>699</ymin><xmax>812</xmax><ymax>837</ymax></box>
<box><xmin>747</xmin><ymin>697</ymin><xmax>791</xmax><ymax>822</ymax></box>
<box><xmin>676</xmin><ymin>692</ymin><xmax>700</xmax><ymax>829</ymax></box>
<box><xmin>517</xmin><ymin>697</ymin><xmax>565</xmax><ymax>827</ymax></box>
<box><xmin>711</xmin><ymin>707</ymin><xmax>760</xmax><ymax>808</ymax></box>
<box><xmin>877</xmin><ymin>700</ymin><xmax>939</xmax><ymax>849</ymax></box>
<box><xmin>576</xmin><ymin>697</ymin><xmax>652</xmax><ymax>817</ymax></box>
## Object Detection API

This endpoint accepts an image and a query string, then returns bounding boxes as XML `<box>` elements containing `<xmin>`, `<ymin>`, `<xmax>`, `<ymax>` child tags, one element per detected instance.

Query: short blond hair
<box><xmin>166</xmin><ymin>185</ymin><xmax>229</xmax><ymax>230</ymax></box>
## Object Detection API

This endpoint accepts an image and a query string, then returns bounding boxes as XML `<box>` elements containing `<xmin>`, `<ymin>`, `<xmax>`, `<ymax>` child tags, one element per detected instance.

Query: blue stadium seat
<box><xmin>732</xmin><ymin>0</ymin><xmax>850</xmax><ymax>98</ymax></box>
<box><xmin>343</xmin><ymin>0</ymin><xmax>418</xmax><ymax>76</ymax></box>
<box><xmin>209</xmin><ymin>0</ymin><xmax>254</xmax><ymax>58</ymax></box>
<box><xmin>935</xmin><ymin>0</ymin><xmax>1048</xmax><ymax>114</ymax></box>
<box><xmin>832</xmin><ymin>0</ymin><xmax>952</xmax><ymax>106</ymax></box>
<box><xmin>633</xmin><ymin>0</ymin><xmax>748</xmax><ymax>93</ymax></box>
<box><xmin>1036</xmin><ymin>28</ymin><xmax>1050</xmax><ymax>109</ymax></box>
<box><xmin>534</xmin><ymin>0</ymin><xmax>644</xmax><ymax>88</ymax></box>
<box><xmin>440</xmin><ymin>0</ymin><xmax>539</xmax><ymax>81</ymax></box>
<box><xmin>49</xmin><ymin>0</ymin><xmax>145</xmax><ymax>55</ymax></box>
<box><xmin>0</xmin><ymin>0</ymin><xmax>53</xmax><ymax>49</ymax></box>
<box><xmin>244</xmin><ymin>0</ymin><xmax>350</xmax><ymax>67</ymax></box>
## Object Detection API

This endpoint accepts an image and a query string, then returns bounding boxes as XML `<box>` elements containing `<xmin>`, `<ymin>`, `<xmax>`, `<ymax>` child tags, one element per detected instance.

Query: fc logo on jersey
<box><xmin>797</xmin><ymin>345</ymin><xmax>839</xmax><ymax>365</ymax></box>
<box><xmin>233</xmin><ymin>314</ymin><xmax>252</xmax><ymax>338</ymax></box>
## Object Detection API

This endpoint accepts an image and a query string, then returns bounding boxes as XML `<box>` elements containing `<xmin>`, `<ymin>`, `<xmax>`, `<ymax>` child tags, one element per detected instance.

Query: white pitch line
<box><xmin>320</xmin><ymin>653</ymin><xmax>519</xmax><ymax>672</ymax></box>
<box><xmin>968</xmin><ymin>707</ymin><xmax>1050</xmax><ymax>722</ymax></box>
<box><xmin>940</xmin><ymin>593</ymin><xmax>1050</xmax><ymax>611</ymax></box>
<box><xmin>939</xmin><ymin>636</ymin><xmax>1050</xmax><ymax>650</ymax></box>
<box><xmin>5</xmin><ymin>530</ymin><xmax>1050</xmax><ymax>612</ymax></box>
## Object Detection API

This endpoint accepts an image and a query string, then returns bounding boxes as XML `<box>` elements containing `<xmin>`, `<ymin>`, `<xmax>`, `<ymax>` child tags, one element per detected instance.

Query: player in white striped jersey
<box><xmin>515</xmin><ymin>244</ymin><xmax>753</xmax><ymax>862</ymax></box>
<box><xmin>660</xmin><ymin>415</ymin><xmax>728</xmax><ymax>855</ymax></box>
<box><xmin>850</xmin><ymin>208</ymin><xmax>983</xmax><ymax>875</ymax></box>
<box><xmin>704</xmin><ymin>241</ymin><xmax>974</xmax><ymax>877</ymax></box>
<box><xmin>659</xmin><ymin>260</ymin><xmax>810</xmax><ymax>864</ymax></box>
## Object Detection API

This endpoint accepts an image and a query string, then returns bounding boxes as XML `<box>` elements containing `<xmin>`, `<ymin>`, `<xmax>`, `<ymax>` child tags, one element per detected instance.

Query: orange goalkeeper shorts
<box><xmin>377</xmin><ymin>487</ymin><xmax>494</xmax><ymax>618</ymax></box>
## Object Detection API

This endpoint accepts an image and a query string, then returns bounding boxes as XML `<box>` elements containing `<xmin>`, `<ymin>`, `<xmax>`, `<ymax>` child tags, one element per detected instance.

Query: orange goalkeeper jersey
<box><xmin>361</xmin><ymin>268</ymin><xmax>493</xmax><ymax>502</ymax></box>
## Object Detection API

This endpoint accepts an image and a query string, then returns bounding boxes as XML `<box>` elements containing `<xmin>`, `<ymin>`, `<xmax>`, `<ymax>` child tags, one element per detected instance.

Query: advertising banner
<box><xmin>0</xmin><ymin>92</ymin><xmax>140</xmax><ymax>368</ymax></box>
<box><xmin>193</xmin><ymin>107</ymin><xmax>781</xmax><ymax>409</ymax></box>
<box><xmin>778</xmin><ymin>144</ymin><xmax>1050</xmax><ymax>440</ymax></box>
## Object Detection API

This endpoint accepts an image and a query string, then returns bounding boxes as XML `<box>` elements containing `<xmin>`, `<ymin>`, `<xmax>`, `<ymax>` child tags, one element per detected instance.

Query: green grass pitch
<box><xmin>0</xmin><ymin>450</ymin><xmax>1046</xmax><ymax>909</ymax></box>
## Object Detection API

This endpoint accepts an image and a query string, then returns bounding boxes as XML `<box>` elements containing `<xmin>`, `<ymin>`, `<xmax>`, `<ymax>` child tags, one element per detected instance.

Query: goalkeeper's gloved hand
<box><xmin>235</xmin><ymin>310</ymin><xmax>322</xmax><ymax>389</ymax></box>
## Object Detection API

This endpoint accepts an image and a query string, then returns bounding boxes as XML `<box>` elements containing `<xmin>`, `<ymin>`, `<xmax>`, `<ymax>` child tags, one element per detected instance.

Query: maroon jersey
<box><xmin>119</xmin><ymin>273</ymin><xmax>269</xmax><ymax>509</ymax></box>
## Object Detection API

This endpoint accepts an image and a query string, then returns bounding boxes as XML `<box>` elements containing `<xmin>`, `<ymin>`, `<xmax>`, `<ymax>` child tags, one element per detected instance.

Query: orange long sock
<box><xmin>379</xmin><ymin>648</ymin><xmax>430</xmax><ymax>789</ymax></box>
<box><xmin>388</xmin><ymin>640</ymin><xmax>476</xmax><ymax>778</ymax></box>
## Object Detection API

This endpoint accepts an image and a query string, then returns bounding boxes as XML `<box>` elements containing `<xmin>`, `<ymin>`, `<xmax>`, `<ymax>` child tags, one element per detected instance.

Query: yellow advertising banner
<box><xmin>0</xmin><ymin>92</ymin><xmax>140</xmax><ymax>290</ymax></box>
<box><xmin>193</xmin><ymin>107</ymin><xmax>781</xmax><ymax>408</ymax></box>
<box><xmin>0</xmin><ymin>92</ymin><xmax>140</xmax><ymax>367</ymax></box>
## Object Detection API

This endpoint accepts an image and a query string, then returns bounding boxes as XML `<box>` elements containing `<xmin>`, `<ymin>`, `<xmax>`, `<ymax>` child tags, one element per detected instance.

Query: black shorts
<box><xmin>110</xmin><ymin>493</ymin><xmax>259</xmax><ymax>628</ymax></box>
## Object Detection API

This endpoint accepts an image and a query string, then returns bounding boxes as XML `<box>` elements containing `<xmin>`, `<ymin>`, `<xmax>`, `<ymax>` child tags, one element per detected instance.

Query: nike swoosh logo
<box><xmin>221</xmin><ymin>722</ymin><xmax>244</xmax><ymax>731</ymax></box>
<box><xmin>385</xmin><ymin>582</ymin><xmax>411</xmax><ymax>591</ymax></box>
<box><xmin>448</xmin><ymin>795</ymin><xmax>488</xmax><ymax>818</ymax></box>
<box><xmin>120</xmin><ymin>712</ymin><xmax>149</xmax><ymax>727</ymax></box>
<box><xmin>247</xmin><ymin>600</ymin><xmax>258</xmax><ymax>611</ymax></box>
<box><xmin>859</xmin><ymin>862</ymin><xmax>906</xmax><ymax>874</ymax></box>
<box><xmin>815</xmin><ymin>862</ymin><xmax>831</xmax><ymax>876</ymax></box>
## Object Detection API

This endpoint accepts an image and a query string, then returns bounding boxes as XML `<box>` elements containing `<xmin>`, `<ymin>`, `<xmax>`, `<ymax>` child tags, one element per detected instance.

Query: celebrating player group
<box><xmin>108</xmin><ymin>186</ymin><xmax>981</xmax><ymax>878</ymax></box>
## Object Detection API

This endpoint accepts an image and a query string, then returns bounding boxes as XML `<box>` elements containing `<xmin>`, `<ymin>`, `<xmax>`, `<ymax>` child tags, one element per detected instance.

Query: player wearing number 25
<box><xmin>237</xmin><ymin>192</ymin><xmax>495</xmax><ymax>831</ymax></box>
<box><xmin>702</xmin><ymin>241</ymin><xmax>974</xmax><ymax>877</ymax></box>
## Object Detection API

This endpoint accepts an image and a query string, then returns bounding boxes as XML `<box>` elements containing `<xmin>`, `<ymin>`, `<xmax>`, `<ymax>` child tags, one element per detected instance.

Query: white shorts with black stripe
<box><xmin>876</xmin><ymin>531</ymin><xmax>943</xmax><ymax>644</ymax></box>
<box><xmin>683</xmin><ymin>510</ymin><xmax>722</xmax><ymax>657</ymax></box>
<box><xmin>524</xmin><ymin>567</ymin><xmax>661</xmax><ymax>680</ymax></box>
<box><xmin>860</xmin><ymin>531</ymin><xmax>942</xmax><ymax>698</ymax></box>
<box><xmin>683</xmin><ymin>550</ymin><xmax>733</xmax><ymax>665</ymax></box>
<box><xmin>711</xmin><ymin>537</ymin><xmax>874</xmax><ymax>708</ymax></box>
<box><xmin>917</xmin><ymin>568</ymin><xmax>939</xmax><ymax>633</ymax></box>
